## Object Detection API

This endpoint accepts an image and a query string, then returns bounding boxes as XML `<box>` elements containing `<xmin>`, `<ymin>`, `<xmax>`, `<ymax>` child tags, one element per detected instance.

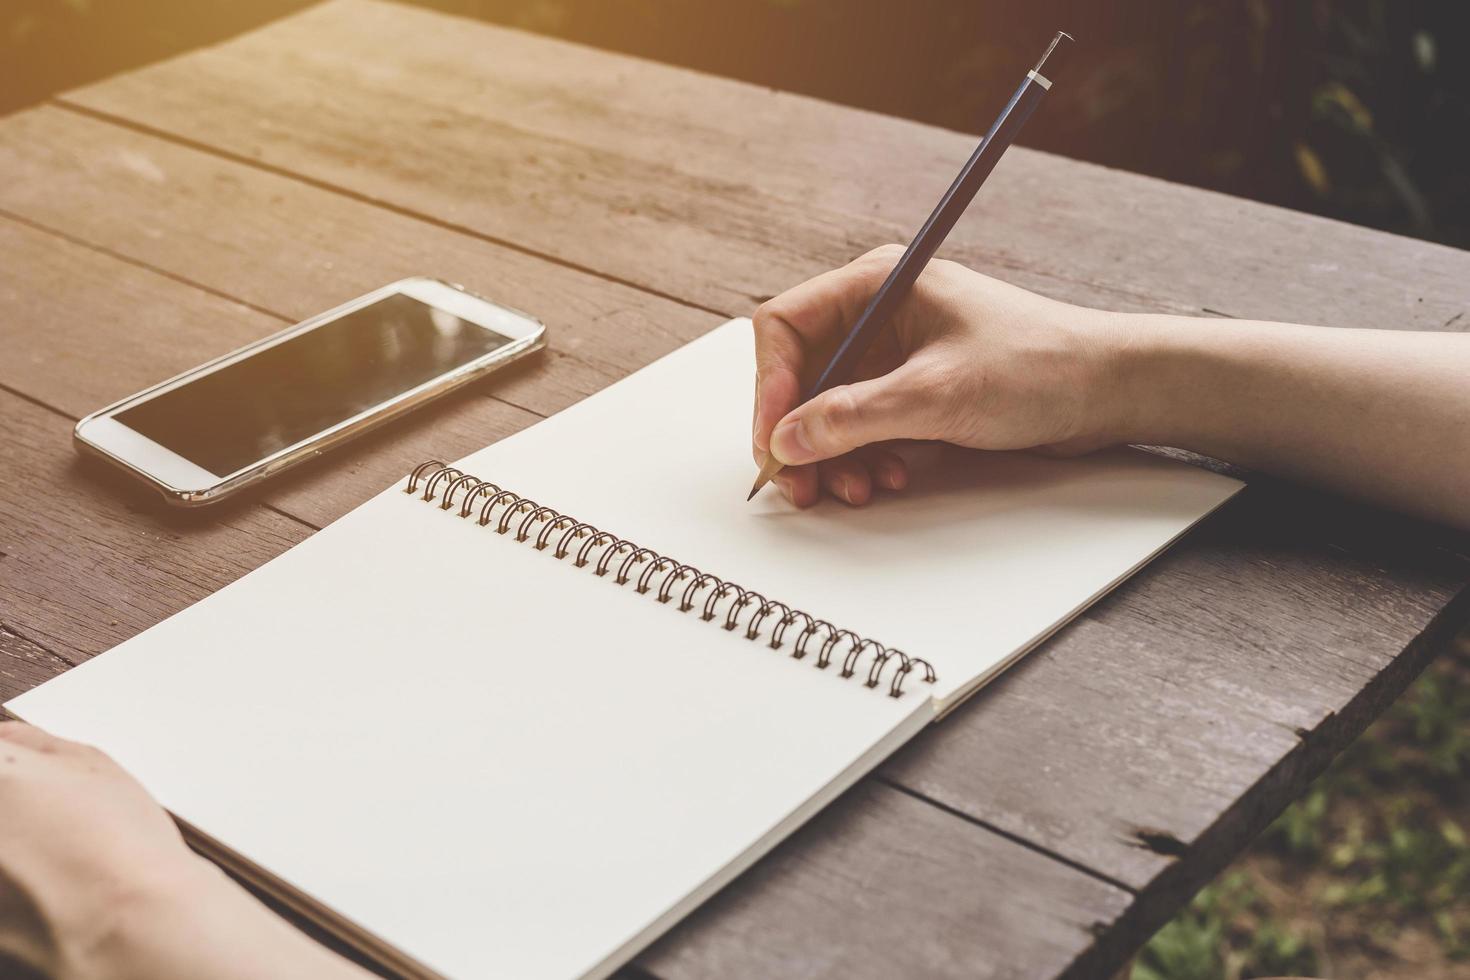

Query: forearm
<box><xmin>1110</xmin><ymin>314</ymin><xmax>1470</xmax><ymax>529</ymax></box>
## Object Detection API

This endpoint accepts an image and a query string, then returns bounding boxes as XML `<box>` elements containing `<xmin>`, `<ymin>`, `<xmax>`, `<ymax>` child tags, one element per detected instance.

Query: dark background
<box><xmin>3</xmin><ymin>0</ymin><xmax>1468</xmax><ymax>247</ymax></box>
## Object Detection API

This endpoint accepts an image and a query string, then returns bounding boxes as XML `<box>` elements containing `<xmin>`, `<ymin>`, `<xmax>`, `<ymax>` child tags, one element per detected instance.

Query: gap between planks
<box><xmin>878</xmin><ymin>777</ymin><xmax>1138</xmax><ymax>895</ymax></box>
<box><xmin>0</xmin><ymin>202</ymin><xmax>554</xmax><ymax>428</ymax></box>
<box><xmin>50</xmin><ymin>98</ymin><xmax>735</xmax><ymax>322</ymax></box>
<box><xmin>0</xmin><ymin>371</ymin><xmax>323</xmax><ymax>536</ymax></box>
<box><xmin>9</xmin><ymin>75</ymin><xmax>1466</xmax><ymax>975</ymax></box>
<box><xmin>0</xmin><ymin>109</ymin><xmax>1148</xmax><ymax>959</ymax></box>
<box><xmin>0</xmin><ymin>287</ymin><xmax>1134</xmax><ymax>944</ymax></box>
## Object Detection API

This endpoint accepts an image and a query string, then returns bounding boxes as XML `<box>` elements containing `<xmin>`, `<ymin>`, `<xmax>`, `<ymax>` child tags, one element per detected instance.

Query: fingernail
<box><xmin>837</xmin><ymin>476</ymin><xmax>853</xmax><ymax>504</ymax></box>
<box><xmin>771</xmin><ymin>417</ymin><xmax>816</xmax><ymax>465</ymax></box>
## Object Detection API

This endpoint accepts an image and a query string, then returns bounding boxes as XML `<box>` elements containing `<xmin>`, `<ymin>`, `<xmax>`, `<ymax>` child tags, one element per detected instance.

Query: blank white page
<box><xmin>7</xmin><ymin>485</ymin><xmax>930</xmax><ymax>979</ymax></box>
<box><xmin>453</xmin><ymin>319</ymin><xmax>1243</xmax><ymax>706</ymax></box>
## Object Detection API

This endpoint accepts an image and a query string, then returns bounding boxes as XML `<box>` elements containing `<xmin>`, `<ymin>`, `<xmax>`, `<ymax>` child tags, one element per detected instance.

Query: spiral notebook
<box><xmin>6</xmin><ymin>319</ymin><xmax>1241</xmax><ymax>980</ymax></box>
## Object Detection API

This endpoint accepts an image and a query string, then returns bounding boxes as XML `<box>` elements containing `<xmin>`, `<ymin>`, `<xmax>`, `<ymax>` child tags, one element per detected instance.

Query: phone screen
<box><xmin>115</xmin><ymin>293</ymin><xmax>514</xmax><ymax>476</ymax></box>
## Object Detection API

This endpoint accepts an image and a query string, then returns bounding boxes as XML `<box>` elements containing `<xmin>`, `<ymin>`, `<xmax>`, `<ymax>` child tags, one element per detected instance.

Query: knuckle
<box><xmin>820</xmin><ymin>387</ymin><xmax>863</xmax><ymax>442</ymax></box>
<box><xmin>751</xmin><ymin>303</ymin><xmax>782</xmax><ymax>344</ymax></box>
<box><xmin>751</xmin><ymin>312</ymin><xmax>791</xmax><ymax>373</ymax></box>
<box><xmin>752</xmin><ymin>297</ymin><xmax>781</xmax><ymax>327</ymax></box>
<box><xmin>929</xmin><ymin>258</ymin><xmax>966</xmax><ymax>284</ymax></box>
<box><xmin>857</xmin><ymin>243</ymin><xmax>905</xmax><ymax>268</ymax></box>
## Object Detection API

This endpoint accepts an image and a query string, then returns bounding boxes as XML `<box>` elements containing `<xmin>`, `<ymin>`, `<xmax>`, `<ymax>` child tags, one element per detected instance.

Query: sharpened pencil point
<box><xmin>746</xmin><ymin>455</ymin><xmax>786</xmax><ymax>502</ymax></box>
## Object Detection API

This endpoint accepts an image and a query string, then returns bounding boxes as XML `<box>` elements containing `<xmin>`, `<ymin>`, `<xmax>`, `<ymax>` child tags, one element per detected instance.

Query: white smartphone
<box><xmin>74</xmin><ymin>277</ymin><xmax>546</xmax><ymax>506</ymax></box>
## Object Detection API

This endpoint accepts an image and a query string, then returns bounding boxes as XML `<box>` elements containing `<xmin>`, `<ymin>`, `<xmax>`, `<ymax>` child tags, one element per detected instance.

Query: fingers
<box><xmin>820</xmin><ymin>454</ymin><xmax>873</xmax><ymax>506</ymax></box>
<box><xmin>773</xmin><ymin>447</ymin><xmax>909</xmax><ymax>508</ymax></box>
<box><xmin>864</xmin><ymin>446</ymin><xmax>910</xmax><ymax>492</ymax></box>
<box><xmin>769</xmin><ymin>361</ymin><xmax>937</xmax><ymax>466</ymax></box>
<box><xmin>820</xmin><ymin>447</ymin><xmax>910</xmax><ymax>506</ymax></box>
<box><xmin>774</xmin><ymin>463</ymin><xmax>820</xmax><ymax>509</ymax></box>
<box><xmin>752</xmin><ymin>359</ymin><xmax>799</xmax><ymax>459</ymax></box>
<box><xmin>0</xmin><ymin>721</ymin><xmax>63</xmax><ymax>754</ymax></box>
<box><xmin>752</xmin><ymin>247</ymin><xmax>903</xmax><ymax>458</ymax></box>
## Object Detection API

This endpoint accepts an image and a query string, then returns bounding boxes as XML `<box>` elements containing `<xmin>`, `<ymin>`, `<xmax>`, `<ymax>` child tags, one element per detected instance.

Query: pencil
<box><xmin>748</xmin><ymin>30</ymin><xmax>1074</xmax><ymax>501</ymax></box>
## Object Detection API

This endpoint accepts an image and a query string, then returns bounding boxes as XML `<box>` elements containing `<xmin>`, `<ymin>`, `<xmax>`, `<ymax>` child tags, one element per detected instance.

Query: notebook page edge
<box><xmin>582</xmin><ymin>694</ymin><xmax>938</xmax><ymax>980</ymax></box>
<box><xmin>932</xmin><ymin>478</ymin><xmax>1245</xmax><ymax>716</ymax></box>
<box><xmin>179</xmin><ymin>818</ymin><xmax>446</xmax><ymax>980</ymax></box>
<box><xmin>448</xmin><ymin>319</ymin><xmax>1248</xmax><ymax>713</ymax></box>
<box><xmin>6</xmin><ymin>472</ymin><xmax>938</xmax><ymax>980</ymax></box>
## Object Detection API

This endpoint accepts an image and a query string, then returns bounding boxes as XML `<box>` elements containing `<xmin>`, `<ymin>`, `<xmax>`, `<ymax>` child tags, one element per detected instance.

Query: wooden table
<box><xmin>2</xmin><ymin>2</ymin><xmax>1468</xmax><ymax>976</ymax></box>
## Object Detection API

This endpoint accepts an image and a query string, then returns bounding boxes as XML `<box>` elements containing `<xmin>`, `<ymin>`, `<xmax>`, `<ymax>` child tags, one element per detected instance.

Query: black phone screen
<box><xmin>116</xmin><ymin>292</ymin><xmax>514</xmax><ymax>476</ymax></box>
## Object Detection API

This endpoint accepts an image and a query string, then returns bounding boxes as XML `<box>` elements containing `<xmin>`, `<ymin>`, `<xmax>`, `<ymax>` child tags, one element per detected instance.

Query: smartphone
<box><xmin>74</xmin><ymin>277</ymin><xmax>546</xmax><ymax>506</ymax></box>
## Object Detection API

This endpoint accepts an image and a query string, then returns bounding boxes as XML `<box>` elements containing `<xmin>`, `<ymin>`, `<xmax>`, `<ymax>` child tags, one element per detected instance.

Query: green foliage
<box><xmin>1269</xmin><ymin>783</ymin><xmax>1330</xmax><ymax>858</ymax></box>
<box><xmin>1135</xmin><ymin>644</ymin><xmax>1470</xmax><ymax>978</ymax></box>
<box><xmin>1133</xmin><ymin>873</ymin><xmax>1319</xmax><ymax>980</ymax></box>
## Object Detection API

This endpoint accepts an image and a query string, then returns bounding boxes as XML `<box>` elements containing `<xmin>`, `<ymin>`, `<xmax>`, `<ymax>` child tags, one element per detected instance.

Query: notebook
<box><xmin>6</xmin><ymin>318</ymin><xmax>1242</xmax><ymax>979</ymax></box>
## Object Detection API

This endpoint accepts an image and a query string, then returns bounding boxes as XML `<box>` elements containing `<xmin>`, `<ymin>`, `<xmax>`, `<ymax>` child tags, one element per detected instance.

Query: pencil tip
<box><xmin>747</xmin><ymin>456</ymin><xmax>783</xmax><ymax>502</ymax></box>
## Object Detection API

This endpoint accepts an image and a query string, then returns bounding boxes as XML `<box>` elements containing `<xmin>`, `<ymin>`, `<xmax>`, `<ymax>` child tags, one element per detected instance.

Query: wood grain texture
<box><xmin>0</xmin><ymin>626</ymin><xmax>75</xmax><ymax>705</ymax></box>
<box><xmin>637</xmin><ymin>781</ymin><xmax>1133</xmax><ymax>980</ymax></box>
<box><xmin>883</xmin><ymin>485</ymin><xmax>1470</xmax><ymax>952</ymax></box>
<box><xmin>0</xmin><ymin>217</ymin><xmax>518</xmax><ymax>522</ymax></box>
<box><xmin>0</xmin><ymin>105</ymin><xmax>720</xmax><ymax>424</ymax></box>
<box><xmin>7</xmin><ymin>95</ymin><xmax>1466</xmax><ymax>908</ymax></box>
<box><xmin>0</xmin><ymin>389</ymin><xmax>308</xmax><ymax>662</ymax></box>
<box><xmin>0</xmin><ymin>104</ymin><xmax>728</xmax><ymax>524</ymax></box>
<box><xmin>0</xmin><ymin>210</ymin><xmax>1140</xmax><ymax>976</ymax></box>
<box><xmin>0</xmin><ymin>3</ymin><xmax>1467</xmax><ymax>977</ymax></box>
<box><xmin>56</xmin><ymin>0</ymin><xmax>1470</xmax><ymax>334</ymax></box>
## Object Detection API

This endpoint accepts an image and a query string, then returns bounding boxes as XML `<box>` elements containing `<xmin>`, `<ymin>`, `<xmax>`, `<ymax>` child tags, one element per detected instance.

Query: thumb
<box><xmin>769</xmin><ymin>365</ymin><xmax>935</xmax><ymax>465</ymax></box>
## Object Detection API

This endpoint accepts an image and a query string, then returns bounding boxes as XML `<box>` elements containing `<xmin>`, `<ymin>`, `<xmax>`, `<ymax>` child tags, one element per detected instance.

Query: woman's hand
<box><xmin>0</xmin><ymin>720</ymin><xmax>202</xmax><ymax>979</ymax></box>
<box><xmin>0</xmin><ymin>721</ymin><xmax>370</xmax><ymax>980</ymax></box>
<box><xmin>751</xmin><ymin>246</ymin><xmax>1470</xmax><ymax>529</ymax></box>
<box><xmin>751</xmin><ymin>244</ymin><xmax>1125</xmax><ymax>507</ymax></box>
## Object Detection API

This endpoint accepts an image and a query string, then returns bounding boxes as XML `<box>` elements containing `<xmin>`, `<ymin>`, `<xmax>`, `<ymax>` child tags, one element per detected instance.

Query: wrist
<box><xmin>60</xmin><ymin>856</ymin><xmax>372</xmax><ymax>980</ymax></box>
<box><xmin>1094</xmin><ymin>310</ymin><xmax>1220</xmax><ymax>449</ymax></box>
<box><xmin>51</xmin><ymin>856</ymin><xmax>225</xmax><ymax>980</ymax></box>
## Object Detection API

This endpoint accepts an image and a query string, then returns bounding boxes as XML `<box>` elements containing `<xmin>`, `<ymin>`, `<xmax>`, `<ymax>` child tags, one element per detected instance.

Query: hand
<box><xmin>751</xmin><ymin>245</ymin><xmax>1125</xmax><ymax>507</ymax></box>
<box><xmin>0</xmin><ymin>721</ymin><xmax>370</xmax><ymax>980</ymax></box>
<box><xmin>0</xmin><ymin>720</ymin><xmax>204</xmax><ymax>978</ymax></box>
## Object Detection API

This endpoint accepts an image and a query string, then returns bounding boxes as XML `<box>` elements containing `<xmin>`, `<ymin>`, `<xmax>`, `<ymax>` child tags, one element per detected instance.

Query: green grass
<box><xmin>1133</xmin><ymin>638</ymin><xmax>1470</xmax><ymax>980</ymax></box>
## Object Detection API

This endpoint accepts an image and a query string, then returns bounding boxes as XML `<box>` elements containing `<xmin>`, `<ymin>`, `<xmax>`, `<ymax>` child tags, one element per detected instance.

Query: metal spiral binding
<box><xmin>405</xmin><ymin>460</ymin><xmax>937</xmax><ymax>698</ymax></box>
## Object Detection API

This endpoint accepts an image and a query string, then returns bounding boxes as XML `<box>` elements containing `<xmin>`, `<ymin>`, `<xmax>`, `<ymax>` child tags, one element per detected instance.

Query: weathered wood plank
<box><xmin>57</xmin><ymin>0</ymin><xmax>1470</xmax><ymax>333</ymax></box>
<box><xmin>0</xmin><ymin>103</ymin><xmax>733</xmax><ymax>524</ymax></box>
<box><xmin>637</xmin><ymin>781</ymin><xmax>1133</xmax><ymax>980</ymax></box>
<box><xmin>0</xmin><ymin>626</ymin><xmax>75</xmax><ymax>705</ymax></box>
<box><xmin>16</xmin><ymin>5</ymin><xmax>1470</xmax><ymax>880</ymax></box>
<box><xmin>10</xmin><ymin>23</ymin><xmax>1470</xmax><ymax>977</ymax></box>
<box><xmin>8</xmin><ymin>103</ymin><xmax>1464</xmax><ymax>908</ymax></box>
<box><xmin>0</xmin><ymin>212</ymin><xmax>630</xmax><ymax>528</ymax></box>
<box><xmin>0</xmin><ymin>219</ymin><xmax>293</xmax><ymax>416</ymax></box>
<box><xmin>4</xmin><ymin>5</ymin><xmax>1468</xmax><ymax>976</ymax></box>
<box><xmin>0</xmin><ymin>389</ymin><xmax>308</xmax><ymax>661</ymax></box>
<box><xmin>882</xmin><ymin>484</ymin><xmax>1470</xmax><ymax>954</ymax></box>
<box><xmin>0</xmin><ymin>215</ymin><xmax>1141</xmax><ymax>980</ymax></box>
<box><xmin>0</xmin><ymin>104</ymin><xmax>719</xmax><ymax>423</ymax></box>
